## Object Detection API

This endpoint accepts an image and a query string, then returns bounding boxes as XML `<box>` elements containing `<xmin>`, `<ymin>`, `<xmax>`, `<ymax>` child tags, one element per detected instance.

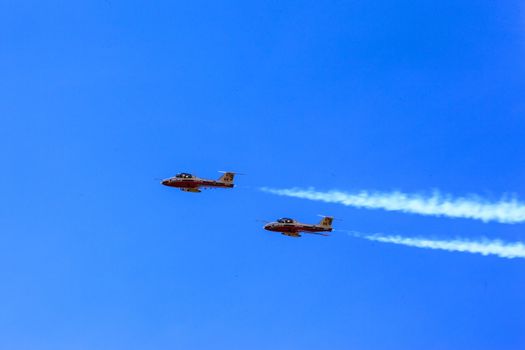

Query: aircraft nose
<box><xmin>161</xmin><ymin>179</ymin><xmax>169</xmax><ymax>185</ymax></box>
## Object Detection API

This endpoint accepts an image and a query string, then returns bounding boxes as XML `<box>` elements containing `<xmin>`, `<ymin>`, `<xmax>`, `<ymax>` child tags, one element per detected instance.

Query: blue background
<box><xmin>1</xmin><ymin>1</ymin><xmax>524</xmax><ymax>349</ymax></box>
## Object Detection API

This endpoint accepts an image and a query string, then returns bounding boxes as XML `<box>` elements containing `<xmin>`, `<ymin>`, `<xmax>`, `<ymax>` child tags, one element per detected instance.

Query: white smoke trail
<box><xmin>345</xmin><ymin>231</ymin><xmax>525</xmax><ymax>259</ymax></box>
<box><xmin>260</xmin><ymin>187</ymin><xmax>525</xmax><ymax>224</ymax></box>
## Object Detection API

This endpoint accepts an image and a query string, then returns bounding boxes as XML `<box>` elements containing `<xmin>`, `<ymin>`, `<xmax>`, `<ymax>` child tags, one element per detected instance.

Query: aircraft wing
<box><xmin>307</xmin><ymin>232</ymin><xmax>330</xmax><ymax>236</ymax></box>
<box><xmin>181</xmin><ymin>188</ymin><xmax>201</xmax><ymax>193</ymax></box>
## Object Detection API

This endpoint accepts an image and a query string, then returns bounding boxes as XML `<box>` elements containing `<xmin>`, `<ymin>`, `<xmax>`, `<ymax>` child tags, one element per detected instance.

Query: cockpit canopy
<box><xmin>277</xmin><ymin>218</ymin><xmax>295</xmax><ymax>224</ymax></box>
<box><xmin>175</xmin><ymin>173</ymin><xmax>194</xmax><ymax>179</ymax></box>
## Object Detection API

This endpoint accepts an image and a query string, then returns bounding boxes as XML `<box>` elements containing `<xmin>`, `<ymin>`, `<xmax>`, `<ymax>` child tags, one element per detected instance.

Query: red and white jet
<box><xmin>263</xmin><ymin>216</ymin><xmax>334</xmax><ymax>238</ymax></box>
<box><xmin>161</xmin><ymin>172</ymin><xmax>235</xmax><ymax>193</ymax></box>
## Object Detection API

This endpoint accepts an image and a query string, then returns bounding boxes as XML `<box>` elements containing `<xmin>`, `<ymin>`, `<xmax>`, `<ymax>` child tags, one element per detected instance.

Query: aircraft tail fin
<box><xmin>318</xmin><ymin>216</ymin><xmax>334</xmax><ymax>228</ymax></box>
<box><xmin>218</xmin><ymin>172</ymin><xmax>235</xmax><ymax>184</ymax></box>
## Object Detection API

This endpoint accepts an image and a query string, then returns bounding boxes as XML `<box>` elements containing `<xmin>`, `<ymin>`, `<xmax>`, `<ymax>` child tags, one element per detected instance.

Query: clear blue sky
<box><xmin>1</xmin><ymin>1</ymin><xmax>524</xmax><ymax>349</ymax></box>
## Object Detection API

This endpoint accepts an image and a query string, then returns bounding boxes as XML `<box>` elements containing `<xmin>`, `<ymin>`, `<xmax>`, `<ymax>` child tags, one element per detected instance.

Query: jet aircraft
<box><xmin>161</xmin><ymin>171</ymin><xmax>235</xmax><ymax>192</ymax></box>
<box><xmin>263</xmin><ymin>216</ymin><xmax>334</xmax><ymax>237</ymax></box>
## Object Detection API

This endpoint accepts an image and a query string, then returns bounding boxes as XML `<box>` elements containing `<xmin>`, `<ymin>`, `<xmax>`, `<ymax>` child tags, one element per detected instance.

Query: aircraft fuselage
<box><xmin>161</xmin><ymin>178</ymin><xmax>233</xmax><ymax>189</ymax></box>
<box><xmin>264</xmin><ymin>222</ymin><xmax>332</xmax><ymax>237</ymax></box>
